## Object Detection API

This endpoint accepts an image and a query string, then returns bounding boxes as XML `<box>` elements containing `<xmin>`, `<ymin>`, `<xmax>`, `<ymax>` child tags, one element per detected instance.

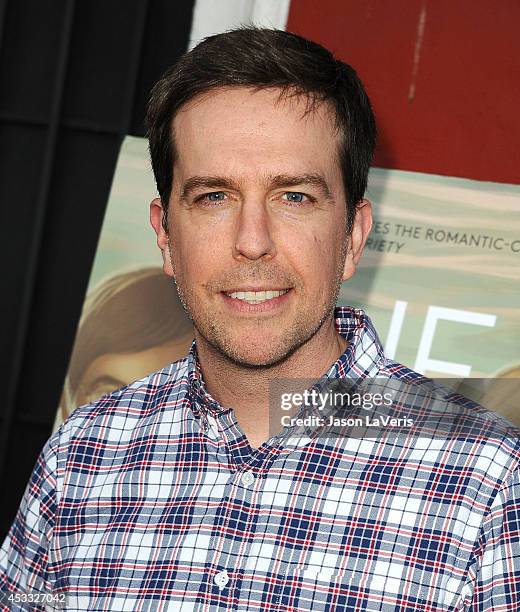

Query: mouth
<box><xmin>220</xmin><ymin>287</ymin><xmax>293</xmax><ymax>312</ymax></box>
<box><xmin>223</xmin><ymin>288</ymin><xmax>290</xmax><ymax>305</ymax></box>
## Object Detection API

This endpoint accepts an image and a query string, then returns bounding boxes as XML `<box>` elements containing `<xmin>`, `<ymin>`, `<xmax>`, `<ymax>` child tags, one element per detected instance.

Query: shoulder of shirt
<box><xmin>50</xmin><ymin>355</ymin><xmax>191</xmax><ymax>448</ymax></box>
<box><xmin>376</xmin><ymin>354</ymin><xmax>520</xmax><ymax>476</ymax></box>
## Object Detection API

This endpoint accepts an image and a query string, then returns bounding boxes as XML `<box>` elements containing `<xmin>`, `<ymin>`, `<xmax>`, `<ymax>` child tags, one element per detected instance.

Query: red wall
<box><xmin>287</xmin><ymin>1</ymin><xmax>520</xmax><ymax>184</ymax></box>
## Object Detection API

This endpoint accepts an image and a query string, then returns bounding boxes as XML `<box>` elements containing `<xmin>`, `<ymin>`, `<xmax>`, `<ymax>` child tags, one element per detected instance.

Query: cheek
<box><xmin>298</xmin><ymin>227</ymin><xmax>345</xmax><ymax>277</ymax></box>
<box><xmin>171</xmin><ymin>221</ymin><xmax>225</xmax><ymax>282</ymax></box>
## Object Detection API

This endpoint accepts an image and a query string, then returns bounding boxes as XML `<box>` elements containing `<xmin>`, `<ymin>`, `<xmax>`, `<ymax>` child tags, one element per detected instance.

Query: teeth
<box><xmin>226</xmin><ymin>289</ymin><xmax>289</xmax><ymax>304</ymax></box>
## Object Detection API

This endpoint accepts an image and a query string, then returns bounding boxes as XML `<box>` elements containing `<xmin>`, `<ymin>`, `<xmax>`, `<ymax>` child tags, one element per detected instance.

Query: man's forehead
<box><xmin>171</xmin><ymin>85</ymin><xmax>338</xmax><ymax>135</ymax></box>
<box><xmin>170</xmin><ymin>86</ymin><xmax>341</xmax><ymax>184</ymax></box>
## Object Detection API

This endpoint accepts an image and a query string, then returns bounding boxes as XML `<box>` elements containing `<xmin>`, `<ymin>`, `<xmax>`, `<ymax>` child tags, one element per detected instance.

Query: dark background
<box><xmin>1</xmin><ymin>0</ymin><xmax>519</xmax><ymax>539</ymax></box>
<box><xmin>0</xmin><ymin>0</ymin><xmax>196</xmax><ymax>539</ymax></box>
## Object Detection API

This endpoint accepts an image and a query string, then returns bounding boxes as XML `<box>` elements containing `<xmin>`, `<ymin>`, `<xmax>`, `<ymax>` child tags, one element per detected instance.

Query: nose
<box><xmin>232</xmin><ymin>196</ymin><xmax>276</xmax><ymax>262</ymax></box>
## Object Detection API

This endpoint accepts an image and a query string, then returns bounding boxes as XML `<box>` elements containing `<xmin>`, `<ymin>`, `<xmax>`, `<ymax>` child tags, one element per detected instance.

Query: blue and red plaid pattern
<box><xmin>1</xmin><ymin>307</ymin><xmax>520</xmax><ymax>611</ymax></box>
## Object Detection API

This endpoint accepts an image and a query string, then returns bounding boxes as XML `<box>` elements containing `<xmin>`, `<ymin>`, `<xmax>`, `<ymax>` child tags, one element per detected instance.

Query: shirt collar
<box><xmin>187</xmin><ymin>306</ymin><xmax>386</xmax><ymax>417</ymax></box>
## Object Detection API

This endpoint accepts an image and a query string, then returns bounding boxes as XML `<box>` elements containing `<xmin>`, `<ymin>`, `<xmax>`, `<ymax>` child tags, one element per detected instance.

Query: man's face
<box><xmin>152</xmin><ymin>86</ymin><xmax>369</xmax><ymax>366</ymax></box>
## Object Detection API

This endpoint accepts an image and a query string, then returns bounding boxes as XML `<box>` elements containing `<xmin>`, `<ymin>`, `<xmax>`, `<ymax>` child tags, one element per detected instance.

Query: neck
<box><xmin>195</xmin><ymin>314</ymin><xmax>348</xmax><ymax>448</ymax></box>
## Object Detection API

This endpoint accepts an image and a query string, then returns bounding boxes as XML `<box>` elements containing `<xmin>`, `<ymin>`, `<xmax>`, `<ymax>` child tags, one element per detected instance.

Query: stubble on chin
<box><xmin>172</xmin><ymin>277</ymin><xmax>346</xmax><ymax>370</ymax></box>
<box><xmin>168</xmin><ymin>234</ymin><xmax>349</xmax><ymax>368</ymax></box>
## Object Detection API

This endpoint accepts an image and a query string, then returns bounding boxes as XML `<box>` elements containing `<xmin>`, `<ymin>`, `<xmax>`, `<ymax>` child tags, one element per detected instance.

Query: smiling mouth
<box><xmin>223</xmin><ymin>289</ymin><xmax>291</xmax><ymax>305</ymax></box>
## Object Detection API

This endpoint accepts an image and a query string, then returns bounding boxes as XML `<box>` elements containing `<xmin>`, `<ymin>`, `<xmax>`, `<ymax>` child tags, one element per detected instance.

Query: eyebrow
<box><xmin>179</xmin><ymin>173</ymin><xmax>334</xmax><ymax>201</ymax></box>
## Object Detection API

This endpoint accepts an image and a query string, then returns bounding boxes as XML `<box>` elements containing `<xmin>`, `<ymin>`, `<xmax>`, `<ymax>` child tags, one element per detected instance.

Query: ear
<box><xmin>342</xmin><ymin>198</ymin><xmax>373</xmax><ymax>281</ymax></box>
<box><xmin>150</xmin><ymin>197</ymin><xmax>175</xmax><ymax>278</ymax></box>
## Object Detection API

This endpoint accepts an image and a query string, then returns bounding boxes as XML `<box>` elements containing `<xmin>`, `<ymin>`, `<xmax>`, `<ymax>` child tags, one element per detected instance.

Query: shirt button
<box><xmin>241</xmin><ymin>470</ymin><xmax>255</xmax><ymax>486</ymax></box>
<box><xmin>214</xmin><ymin>570</ymin><xmax>229</xmax><ymax>589</ymax></box>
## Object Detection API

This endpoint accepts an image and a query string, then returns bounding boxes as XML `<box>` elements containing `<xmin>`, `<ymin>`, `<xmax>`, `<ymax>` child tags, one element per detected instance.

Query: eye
<box><xmin>281</xmin><ymin>191</ymin><xmax>313</xmax><ymax>206</ymax></box>
<box><xmin>75</xmin><ymin>379</ymin><xmax>123</xmax><ymax>406</ymax></box>
<box><xmin>195</xmin><ymin>191</ymin><xmax>227</xmax><ymax>205</ymax></box>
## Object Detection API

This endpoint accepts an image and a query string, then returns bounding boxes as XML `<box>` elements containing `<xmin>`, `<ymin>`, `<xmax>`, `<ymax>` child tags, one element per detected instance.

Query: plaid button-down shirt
<box><xmin>1</xmin><ymin>307</ymin><xmax>520</xmax><ymax>611</ymax></box>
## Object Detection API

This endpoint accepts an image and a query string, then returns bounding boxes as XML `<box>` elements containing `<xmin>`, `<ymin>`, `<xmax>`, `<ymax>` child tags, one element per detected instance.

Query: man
<box><xmin>1</xmin><ymin>27</ymin><xmax>519</xmax><ymax>611</ymax></box>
